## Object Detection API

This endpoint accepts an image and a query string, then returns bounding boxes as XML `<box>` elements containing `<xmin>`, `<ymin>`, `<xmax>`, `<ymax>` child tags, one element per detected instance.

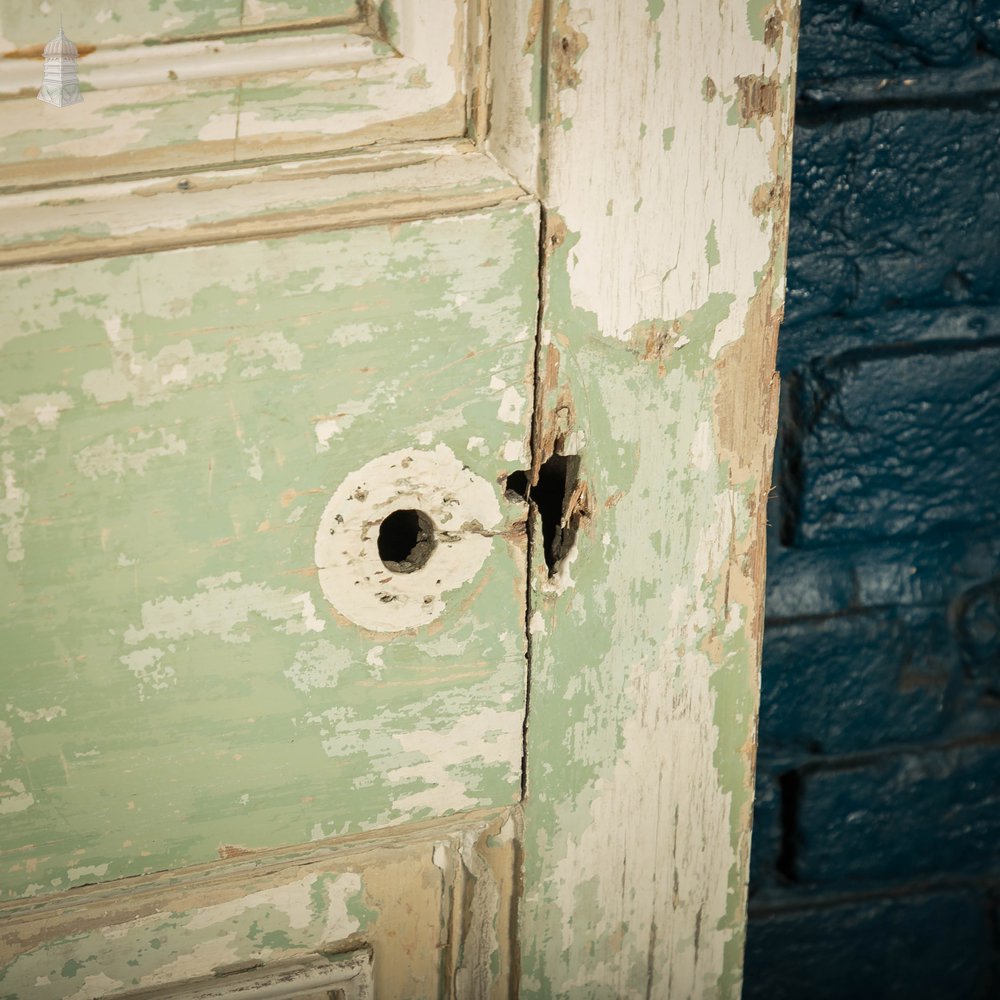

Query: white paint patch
<box><xmin>550</xmin><ymin>8</ymin><xmax>775</xmax><ymax>353</ymax></box>
<box><xmin>689</xmin><ymin>420</ymin><xmax>714</xmax><ymax>471</ymax></box>
<box><xmin>74</xmin><ymin>429</ymin><xmax>187</xmax><ymax>480</ymax></box>
<box><xmin>235</xmin><ymin>331</ymin><xmax>303</xmax><ymax>377</ymax></box>
<box><xmin>314</xmin><ymin>418</ymin><xmax>342</xmax><ymax>452</ymax></box>
<box><xmin>502</xmin><ymin>439</ymin><xmax>524</xmax><ymax>463</ymax></box>
<box><xmin>0</xmin><ymin>720</ymin><xmax>13</xmax><ymax>757</ymax></box>
<box><xmin>0</xmin><ymin>392</ymin><xmax>74</xmax><ymax>438</ymax></box>
<box><xmin>10</xmin><ymin>705</ymin><xmax>66</xmax><ymax>724</ymax></box>
<box><xmin>543</xmin><ymin>537</ymin><xmax>579</xmax><ymax>596</ymax></box>
<box><xmin>0</xmin><ymin>778</ymin><xmax>35</xmax><ymax>814</ymax></box>
<box><xmin>497</xmin><ymin>385</ymin><xmax>526</xmax><ymax>424</ymax></box>
<box><xmin>466</xmin><ymin>436</ymin><xmax>489</xmax><ymax>456</ymax></box>
<box><xmin>183</xmin><ymin>872</ymin><xmax>362</xmax><ymax>936</ymax></box>
<box><xmin>245</xmin><ymin>443</ymin><xmax>263</xmax><ymax>481</ymax></box>
<box><xmin>0</xmin><ymin>454</ymin><xmax>28</xmax><ymax>562</ymax></box>
<box><xmin>314</xmin><ymin>445</ymin><xmax>501</xmax><ymax>632</ymax></box>
<box><xmin>120</xmin><ymin>648</ymin><xmax>175</xmax><ymax>701</ymax></box>
<box><xmin>67</xmin><ymin>863</ymin><xmax>110</xmax><ymax>882</ymax></box>
<box><xmin>528</xmin><ymin>611</ymin><xmax>546</xmax><ymax>635</ymax></box>
<box><xmin>386</xmin><ymin>707</ymin><xmax>524</xmax><ymax>814</ymax></box>
<box><xmin>121</xmin><ymin>574</ymin><xmax>325</xmax><ymax>698</ymax></box>
<box><xmin>284</xmin><ymin>640</ymin><xmax>353</xmax><ymax>693</ymax></box>
<box><xmin>432</xmin><ymin>842</ymin><xmax>449</xmax><ymax>872</ymax></box>
<box><xmin>124</xmin><ymin>572</ymin><xmax>325</xmax><ymax>647</ymax></box>
<box><xmin>82</xmin><ymin>319</ymin><xmax>301</xmax><ymax>407</ymax></box>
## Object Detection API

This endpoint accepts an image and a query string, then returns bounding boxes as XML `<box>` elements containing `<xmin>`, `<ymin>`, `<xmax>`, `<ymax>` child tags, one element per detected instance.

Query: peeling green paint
<box><xmin>0</xmin><ymin>870</ymin><xmax>369</xmax><ymax>998</ymax></box>
<box><xmin>0</xmin><ymin>203</ymin><xmax>538</xmax><ymax>902</ymax></box>
<box><xmin>746</xmin><ymin>0</ymin><xmax>771</xmax><ymax>42</ymax></box>
<box><xmin>706</xmin><ymin>221</ymin><xmax>721</xmax><ymax>268</ymax></box>
<box><xmin>0</xmin><ymin>0</ymin><xmax>359</xmax><ymax>49</ymax></box>
<box><xmin>662</xmin><ymin>126</ymin><xmax>675</xmax><ymax>151</ymax></box>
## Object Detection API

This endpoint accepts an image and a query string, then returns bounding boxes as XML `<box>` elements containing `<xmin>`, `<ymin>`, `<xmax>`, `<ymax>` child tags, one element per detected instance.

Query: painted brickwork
<box><xmin>745</xmin><ymin>2</ymin><xmax>1000</xmax><ymax>996</ymax></box>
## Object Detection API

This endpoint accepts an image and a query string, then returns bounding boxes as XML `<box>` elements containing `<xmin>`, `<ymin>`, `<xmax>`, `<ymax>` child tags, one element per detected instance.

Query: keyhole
<box><xmin>377</xmin><ymin>508</ymin><xmax>436</xmax><ymax>573</ymax></box>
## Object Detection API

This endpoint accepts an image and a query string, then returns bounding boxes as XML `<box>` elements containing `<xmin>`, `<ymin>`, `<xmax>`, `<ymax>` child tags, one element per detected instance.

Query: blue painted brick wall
<box><xmin>745</xmin><ymin>2</ymin><xmax>1000</xmax><ymax>996</ymax></box>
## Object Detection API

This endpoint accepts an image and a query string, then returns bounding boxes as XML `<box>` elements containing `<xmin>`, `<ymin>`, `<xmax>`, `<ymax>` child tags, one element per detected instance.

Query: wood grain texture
<box><xmin>517</xmin><ymin>2</ymin><xmax>798</xmax><ymax>997</ymax></box>
<box><xmin>0</xmin><ymin>201</ymin><xmax>538</xmax><ymax>903</ymax></box>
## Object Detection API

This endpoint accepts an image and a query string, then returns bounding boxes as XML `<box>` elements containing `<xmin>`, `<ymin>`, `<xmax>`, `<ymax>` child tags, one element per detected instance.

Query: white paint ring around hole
<box><xmin>314</xmin><ymin>445</ymin><xmax>501</xmax><ymax>633</ymax></box>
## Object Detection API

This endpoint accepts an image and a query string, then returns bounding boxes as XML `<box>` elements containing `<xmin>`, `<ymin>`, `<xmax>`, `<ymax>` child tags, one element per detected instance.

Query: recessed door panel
<box><xmin>0</xmin><ymin>202</ymin><xmax>538</xmax><ymax>900</ymax></box>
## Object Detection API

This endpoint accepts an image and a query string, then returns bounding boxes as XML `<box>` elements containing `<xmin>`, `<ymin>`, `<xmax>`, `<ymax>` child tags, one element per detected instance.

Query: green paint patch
<box><xmin>646</xmin><ymin>0</ymin><xmax>666</xmax><ymax>19</ymax></box>
<box><xmin>746</xmin><ymin>0</ymin><xmax>770</xmax><ymax>41</ymax></box>
<box><xmin>261</xmin><ymin>930</ymin><xmax>292</xmax><ymax>948</ymax></box>
<box><xmin>705</xmin><ymin>222</ymin><xmax>720</xmax><ymax>269</ymax></box>
<box><xmin>662</xmin><ymin>127</ymin><xmax>675</xmax><ymax>151</ymax></box>
<box><xmin>377</xmin><ymin>0</ymin><xmax>399</xmax><ymax>45</ymax></box>
<box><xmin>61</xmin><ymin>959</ymin><xmax>84</xmax><ymax>978</ymax></box>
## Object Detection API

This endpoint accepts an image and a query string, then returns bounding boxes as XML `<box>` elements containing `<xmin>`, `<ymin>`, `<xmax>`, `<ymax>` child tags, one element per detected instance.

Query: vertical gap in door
<box><xmin>519</xmin><ymin>0</ymin><xmax>554</xmax><ymax>804</ymax></box>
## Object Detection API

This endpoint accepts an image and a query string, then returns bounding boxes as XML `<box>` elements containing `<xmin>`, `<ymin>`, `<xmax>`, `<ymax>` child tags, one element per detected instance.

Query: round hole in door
<box><xmin>378</xmin><ymin>508</ymin><xmax>436</xmax><ymax>573</ymax></box>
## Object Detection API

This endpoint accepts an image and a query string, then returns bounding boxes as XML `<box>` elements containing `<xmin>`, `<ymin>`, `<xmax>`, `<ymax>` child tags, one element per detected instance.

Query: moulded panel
<box><xmin>0</xmin><ymin>201</ymin><xmax>539</xmax><ymax>901</ymax></box>
<box><xmin>0</xmin><ymin>1</ymin><xmax>360</xmax><ymax>52</ymax></box>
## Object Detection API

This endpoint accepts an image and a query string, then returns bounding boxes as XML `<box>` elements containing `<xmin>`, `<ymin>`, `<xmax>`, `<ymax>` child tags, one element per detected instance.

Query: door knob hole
<box><xmin>377</xmin><ymin>508</ymin><xmax>436</xmax><ymax>573</ymax></box>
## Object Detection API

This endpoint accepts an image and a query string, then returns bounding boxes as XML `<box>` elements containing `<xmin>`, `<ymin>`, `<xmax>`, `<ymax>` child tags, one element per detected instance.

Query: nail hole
<box><xmin>377</xmin><ymin>508</ymin><xmax>436</xmax><ymax>573</ymax></box>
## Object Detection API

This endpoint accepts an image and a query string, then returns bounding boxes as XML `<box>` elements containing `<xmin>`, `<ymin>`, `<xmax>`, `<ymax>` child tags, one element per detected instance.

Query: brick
<box><xmin>954</xmin><ymin>576</ymin><xmax>1000</xmax><ymax>690</ymax></box>
<box><xmin>799</xmin><ymin>60</ymin><xmax>1000</xmax><ymax>115</ymax></box>
<box><xmin>749</xmin><ymin>769</ymin><xmax>784</xmax><ymax>892</ymax></box>
<box><xmin>979</xmin><ymin>0</ymin><xmax>1000</xmax><ymax>53</ymax></box>
<box><xmin>744</xmin><ymin>890</ymin><xmax>996</xmax><ymax>1000</ymax></box>
<box><xmin>788</xmin><ymin>344</ymin><xmax>1000</xmax><ymax>546</ymax></box>
<box><xmin>775</xmin><ymin>304</ymin><xmax>1000</xmax><ymax>374</ymax></box>
<box><xmin>764</xmin><ymin>530</ymin><xmax>1000</xmax><ymax>619</ymax></box>
<box><xmin>797</xmin><ymin>1</ymin><xmax>984</xmax><ymax>81</ymax></box>
<box><xmin>759</xmin><ymin>609</ymin><xmax>952</xmax><ymax>756</ymax></box>
<box><xmin>793</xmin><ymin>743</ymin><xmax>1000</xmax><ymax>884</ymax></box>
<box><xmin>784</xmin><ymin>106</ymin><xmax>1000</xmax><ymax>326</ymax></box>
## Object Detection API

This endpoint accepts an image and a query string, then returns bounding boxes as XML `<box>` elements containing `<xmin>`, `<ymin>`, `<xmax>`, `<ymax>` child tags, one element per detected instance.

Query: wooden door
<box><xmin>0</xmin><ymin>3</ymin><xmax>798</xmax><ymax>997</ymax></box>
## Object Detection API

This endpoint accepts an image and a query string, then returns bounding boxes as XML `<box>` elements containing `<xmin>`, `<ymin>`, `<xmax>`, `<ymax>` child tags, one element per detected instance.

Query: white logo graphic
<box><xmin>37</xmin><ymin>21</ymin><xmax>83</xmax><ymax>107</ymax></box>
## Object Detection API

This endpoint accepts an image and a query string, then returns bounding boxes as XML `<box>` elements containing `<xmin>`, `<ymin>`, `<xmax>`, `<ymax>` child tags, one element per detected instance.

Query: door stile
<box><xmin>489</xmin><ymin>2</ymin><xmax>801</xmax><ymax>997</ymax></box>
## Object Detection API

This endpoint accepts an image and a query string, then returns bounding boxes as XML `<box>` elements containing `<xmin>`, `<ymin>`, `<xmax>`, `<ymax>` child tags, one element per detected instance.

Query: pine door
<box><xmin>0</xmin><ymin>3</ymin><xmax>798</xmax><ymax>997</ymax></box>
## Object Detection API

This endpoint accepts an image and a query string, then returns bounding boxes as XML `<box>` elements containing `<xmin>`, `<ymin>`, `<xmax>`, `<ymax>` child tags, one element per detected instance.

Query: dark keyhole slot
<box><xmin>505</xmin><ymin>454</ymin><xmax>582</xmax><ymax>575</ymax></box>
<box><xmin>377</xmin><ymin>508</ymin><xmax>436</xmax><ymax>573</ymax></box>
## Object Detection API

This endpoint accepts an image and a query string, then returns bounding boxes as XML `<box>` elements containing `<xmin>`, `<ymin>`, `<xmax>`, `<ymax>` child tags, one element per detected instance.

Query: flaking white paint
<box><xmin>74</xmin><ymin>429</ymin><xmax>187</xmax><ymax>480</ymax></box>
<box><xmin>83</xmin><ymin>319</ymin><xmax>301</xmax><ymax>407</ymax></box>
<box><xmin>547</xmin><ymin>7</ymin><xmax>776</xmax><ymax>350</ymax></box>
<box><xmin>284</xmin><ymin>640</ymin><xmax>354</xmax><ymax>692</ymax></box>
<box><xmin>120</xmin><ymin>573</ymin><xmax>325</xmax><ymax>698</ymax></box>
<box><xmin>387</xmin><ymin>707</ymin><xmax>524</xmax><ymax>814</ymax></box>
